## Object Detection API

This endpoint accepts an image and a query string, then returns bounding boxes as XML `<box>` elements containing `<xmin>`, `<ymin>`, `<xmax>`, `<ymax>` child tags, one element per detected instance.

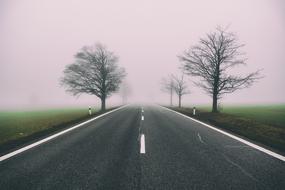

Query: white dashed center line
<box><xmin>140</xmin><ymin>134</ymin><xmax>146</xmax><ymax>154</ymax></box>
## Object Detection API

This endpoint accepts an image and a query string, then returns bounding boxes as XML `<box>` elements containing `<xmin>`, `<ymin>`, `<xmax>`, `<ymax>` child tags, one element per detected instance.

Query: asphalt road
<box><xmin>0</xmin><ymin>105</ymin><xmax>284</xmax><ymax>190</ymax></box>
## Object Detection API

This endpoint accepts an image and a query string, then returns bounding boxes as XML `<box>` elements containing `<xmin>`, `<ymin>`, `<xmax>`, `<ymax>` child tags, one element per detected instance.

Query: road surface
<box><xmin>0</xmin><ymin>105</ymin><xmax>284</xmax><ymax>189</ymax></box>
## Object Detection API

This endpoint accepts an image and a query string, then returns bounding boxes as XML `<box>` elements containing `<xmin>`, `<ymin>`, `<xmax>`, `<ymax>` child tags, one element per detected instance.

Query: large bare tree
<box><xmin>161</xmin><ymin>75</ymin><xmax>174</xmax><ymax>106</ymax></box>
<box><xmin>172</xmin><ymin>74</ymin><xmax>189</xmax><ymax>108</ymax></box>
<box><xmin>61</xmin><ymin>43</ymin><xmax>126</xmax><ymax>111</ymax></box>
<box><xmin>179</xmin><ymin>27</ymin><xmax>261</xmax><ymax>112</ymax></box>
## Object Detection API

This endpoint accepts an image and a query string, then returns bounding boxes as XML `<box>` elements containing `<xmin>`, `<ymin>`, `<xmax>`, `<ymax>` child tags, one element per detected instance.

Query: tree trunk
<box><xmin>101</xmin><ymin>97</ymin><xmax>106</xmax><ymax>111</ymax></box>
<box><xmin>178</xmin><ymin>95</ymin><xmax>181</xmax><ymax>108</ymax></box>
<box><xmin>212</xmin><ymin>93</ymin><xmax>218</xmax><ymax>113</ymax></box>
<box><xmin>212</xmin><ymin>68</ymin><xmax>219</xmax><ymax>113</ymax></box>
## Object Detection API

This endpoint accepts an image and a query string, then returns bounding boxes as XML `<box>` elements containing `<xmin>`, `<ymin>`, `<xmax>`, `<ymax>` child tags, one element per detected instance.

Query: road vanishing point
<box><xmin>0</xmin><ymin>105</ymin><xmax>284</xmax><ymax>190</ymax></box>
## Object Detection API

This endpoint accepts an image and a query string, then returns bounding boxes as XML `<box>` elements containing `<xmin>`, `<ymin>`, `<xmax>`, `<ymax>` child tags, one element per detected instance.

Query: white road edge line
<box><xmin>140</xmin><ymin>134</ymin><xmax>146</xmax><ymax>154</ymax></box>
<box><xmin>0</xmin><ymin>105</ymin><xmax>128</xmax><ymax>162</ymax></box>
<box><xmin>160</xmin><ymin>106</ymin><xmax>285</xmax><ymax>162</ymax></box>
<box><xmin>141</xmin><ymin>115</ymin><xmax>144</xmax><ymax>120</ymax></box>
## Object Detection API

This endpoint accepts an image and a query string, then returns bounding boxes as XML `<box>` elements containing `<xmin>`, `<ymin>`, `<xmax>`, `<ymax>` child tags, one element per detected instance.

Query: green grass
<box><xmin>221</xmin><ymin>105</ymin><xmax>285</xmax><ymax>128</ymax></box>
<box><xmin>171</xmin><ymin>104</ymin><xmax>285</xmax><ymax>153</ymax></box>
<box><xmin>196</xmin><ymin>104</ymin><xmax>285</xmax><ymax>128</ymax></box>
<box><xmin>0</xmin><ymin>108</ymin><xmax>95</xmax><ymax>145</ymax></box>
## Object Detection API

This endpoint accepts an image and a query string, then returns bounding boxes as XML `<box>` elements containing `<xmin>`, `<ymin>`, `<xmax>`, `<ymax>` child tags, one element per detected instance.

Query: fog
<box><xmin>1</xmin><ymin>0</ymin><xmax>285</xmax><ymax>109</ymax></box>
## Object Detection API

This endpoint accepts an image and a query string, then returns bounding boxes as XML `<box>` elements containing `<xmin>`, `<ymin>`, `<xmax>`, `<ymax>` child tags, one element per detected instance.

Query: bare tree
<box><xmin>61</xmin><ymin>43</ymin><xmax>126</xmax><ymax>111</ymax></box>
<box><xmin>179</xmin><ymin>27</ymin><xmax>261</xmax><ymax>113</ymax></box>
<box><xmin>119</xmin><ymin>81</ymin><xmax>132</xmax><ymax>104</ymax></box>
<box><xmin>172</xmin><ymin>74</ymin><xmax>189</xmax><ymax>108</ymax></box>
<box><xmin>161</xmin><ymin>75</ymin><xmax>174</xmax><ymax>106</ymax></box>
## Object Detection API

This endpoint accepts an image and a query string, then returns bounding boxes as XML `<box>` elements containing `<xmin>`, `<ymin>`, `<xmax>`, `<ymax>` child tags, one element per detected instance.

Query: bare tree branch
<box><xmin>161</xmin><ymin>75</ymin><xmax>175</xmax><ymax>106</ymax></box>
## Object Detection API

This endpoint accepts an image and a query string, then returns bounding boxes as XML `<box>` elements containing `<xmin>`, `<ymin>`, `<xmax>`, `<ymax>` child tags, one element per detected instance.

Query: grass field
<box><xmin>0</xmin><ymin>108</ymin><xmax>95</xmax><ymax>145</ymax></box>
<box><xmin>221</xmin><ymin>105</ymin><xmax>285</xmax><ymax>128</ymax></box>
<box><xmin>171</xmin><ymin>104</ymin><xmax>285</xmax><ymax>153</ymax></box>
<box><xmin>197</xmin><ymin>104</ymin><xmax>285</xmax><ymax>128</ymax></box>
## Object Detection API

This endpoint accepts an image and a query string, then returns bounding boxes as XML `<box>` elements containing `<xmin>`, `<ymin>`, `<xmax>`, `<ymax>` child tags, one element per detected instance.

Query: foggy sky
<box><xmin>1</xmin><ymin>0</ymin><xmax>285</xmax><ymax>109</ymax></box>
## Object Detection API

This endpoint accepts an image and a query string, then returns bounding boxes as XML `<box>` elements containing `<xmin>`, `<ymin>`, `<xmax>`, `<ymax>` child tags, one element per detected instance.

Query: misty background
<box><xmin>0</xmin><ymin>0</ymin><xmax>285</xmax><ymax>109</ymax></box>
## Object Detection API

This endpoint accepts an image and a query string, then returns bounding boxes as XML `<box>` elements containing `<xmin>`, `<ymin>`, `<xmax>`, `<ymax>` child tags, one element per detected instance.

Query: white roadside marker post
<box><xmin>193</xmin><ymin>107</ymin><xmax>196</xmax><ymax>116</ymax></box>
<box><xmin>88</xmin><ymin>106</ymin><xmax>92</xmax><ymax>115</ymax></box>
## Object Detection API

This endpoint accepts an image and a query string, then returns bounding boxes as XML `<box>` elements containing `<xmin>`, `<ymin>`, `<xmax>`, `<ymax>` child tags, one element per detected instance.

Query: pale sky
<box><xmin>0</xmin><ymin>0</ymin><xmax>285</xmax><ymax>109</ymax></box>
